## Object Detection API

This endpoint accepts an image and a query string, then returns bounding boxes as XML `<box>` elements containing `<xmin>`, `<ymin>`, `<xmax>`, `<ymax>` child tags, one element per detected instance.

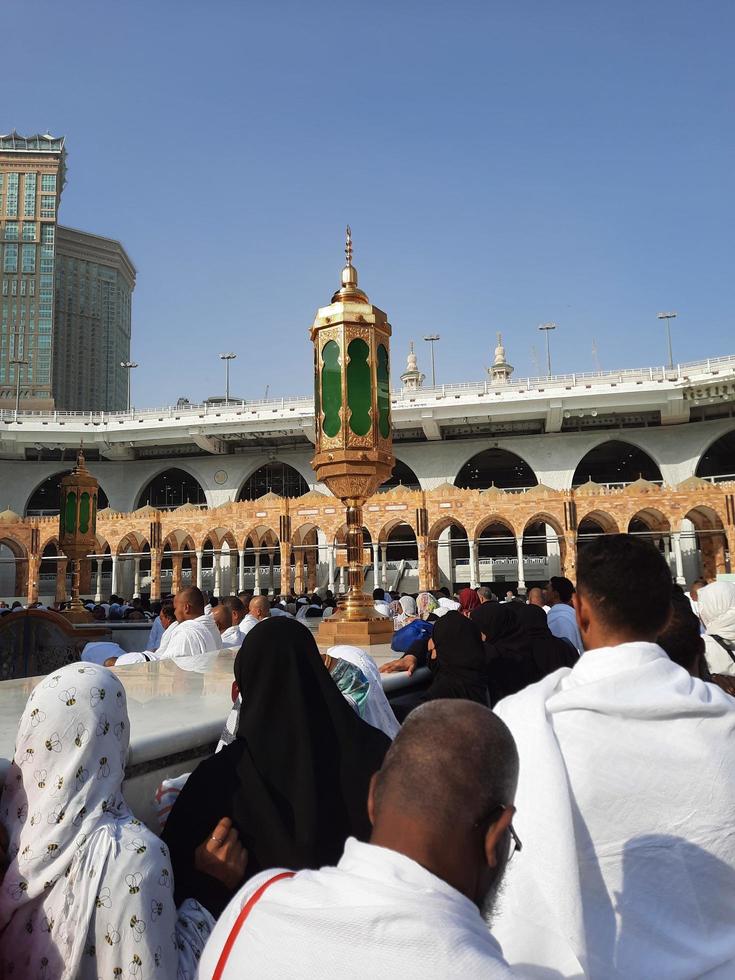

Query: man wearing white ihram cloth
<box><xmin>493</xmin><ymin>534</ymin><xmax>735</xmax><ymax>980</ymax></box>
<box><xmin>157</xmin><ymin>586</ymin><xmax>222</xmax><ymax>659</ymax></box>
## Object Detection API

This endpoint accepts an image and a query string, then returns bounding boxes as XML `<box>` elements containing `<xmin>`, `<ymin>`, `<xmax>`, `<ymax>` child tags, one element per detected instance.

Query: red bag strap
<box><xmin>212</xmin><ymin>871</ymin><xmax>295</xmax><ymax>980</ymax></box>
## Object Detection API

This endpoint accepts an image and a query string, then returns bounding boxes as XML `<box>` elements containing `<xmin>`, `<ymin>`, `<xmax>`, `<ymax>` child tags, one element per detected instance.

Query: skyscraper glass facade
<box><xmin>0</xmin><ymin>134</ymin><xmax>65</xmax><ymax>407</ymax></box>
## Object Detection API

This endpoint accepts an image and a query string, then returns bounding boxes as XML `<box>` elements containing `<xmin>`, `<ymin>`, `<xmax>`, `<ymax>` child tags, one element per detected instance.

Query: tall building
<box><xmin>54</xmin><ymin>227</ymin><xmax>135</xmax><ymax>411</ymax></box>
<box><xmin>0</xmin><ymin>132</ymin><xmax>135</xmax><ymax>412</ymax></box>
<box><xmin>0</xmin><ymin>132</ymin><xmax>66</xmax><ymax>410</ymax></box>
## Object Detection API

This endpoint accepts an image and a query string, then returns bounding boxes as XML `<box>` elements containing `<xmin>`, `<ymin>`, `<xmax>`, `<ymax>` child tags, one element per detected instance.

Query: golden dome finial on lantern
<box><xmin>332</xmin><ymin>224</ymin><xmax>368</xmax><ymax>303</ymax></box>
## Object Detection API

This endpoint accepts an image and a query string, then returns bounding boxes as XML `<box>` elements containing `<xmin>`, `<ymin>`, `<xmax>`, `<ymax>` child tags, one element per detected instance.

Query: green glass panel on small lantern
<box><xmin>377</xmin><ymin>343</ymin><xmax>391</xmax><ymax>439</ymax></box>
<box><xmin>321</xmin><ymin>340</ymin><xmax>342</xmax><ymax>438</ymax></box>
<box><xmin>65</xmin><ymin>491</ymin><xmax>77</xmax><ymax>535</ymax></box>
<box><xmin>347</xmin><ymin>337</ymin><xmax>371</xmax><ymax>436</ymax></box>
<box><xmin>79</xmin><ymin>492</ymin><xmax>90</xmax><ymax>533</ymax></box>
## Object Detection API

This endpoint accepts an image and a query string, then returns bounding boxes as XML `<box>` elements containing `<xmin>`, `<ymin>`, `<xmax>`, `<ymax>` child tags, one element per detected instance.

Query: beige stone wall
<box><xmin>1</xmin><ymin>476</ymin><xmax>733</xmax><ymax>602</ymax></box>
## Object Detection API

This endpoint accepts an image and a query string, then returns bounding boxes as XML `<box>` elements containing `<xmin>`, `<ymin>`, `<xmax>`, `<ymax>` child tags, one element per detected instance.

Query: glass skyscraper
<box><xmin>0</xmin><ymin>132</ymin><xmax>135</xmax><ymax>412</ymax></box>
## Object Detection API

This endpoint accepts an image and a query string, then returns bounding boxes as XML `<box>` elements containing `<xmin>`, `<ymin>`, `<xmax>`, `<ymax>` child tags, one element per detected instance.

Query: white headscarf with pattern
<box><xmin>0</xmin><ymin>662</ymin><xmax>212</xmax><ymax>980</ymax></box>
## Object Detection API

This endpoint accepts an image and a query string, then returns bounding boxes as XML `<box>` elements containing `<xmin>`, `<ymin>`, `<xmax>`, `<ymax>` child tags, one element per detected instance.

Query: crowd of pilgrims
<box><xmin>1</xmin><ymin>533</ymin><xmax>735</xmax><ymax>978</ymax></box>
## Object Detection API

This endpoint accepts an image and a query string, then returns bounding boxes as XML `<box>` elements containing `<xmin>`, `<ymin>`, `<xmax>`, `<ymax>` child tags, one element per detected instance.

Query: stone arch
<box><xmin>571</xmin><ymin>440</ymin><xmax>662</xmax><ymax>488</ymax></box>
<box><xmin>0</xmin><ymin>535</ymin><xmax>28</xmax><ymax>598</ymax></box>
<box><xmin>378</xmin><ymin>520</ymin><xmax>418</xmax><ymax>562</ymax></box>
<box><xmin>379</xmin><ymin>459</ymin><xmax>421</xmax><ymax>492</ymax></box>
<box><xmin>576</xmin><ymin>510</ymin><xmax>620</xmax><ymax>536</ymax></box>
<box><xmin>523</xmin><ymin>512</ymin><xmax>566</xmax><ymax>578</ymax></box>
<box><xmin>238</xmin><ymin>462</ymin><xmax>309</xmax><ymax>501</ymax></box>
<box><xmin>681</xmin><ymin>505</ymin><xmax>730</xmax><ymax>581</ymax></box>
<box><xmin>473</xmin><ymin>513</ymin><xmax>517</xmax><ymax>541</ymax></box>
<box><xmin>695</xmin><ymin>428</ymin><xmax>735</xmax><ymax>482</ymax></box>
<box><xmin>627</xmin><ymin>508</ymin><xmax>671</xmax><ymax>534</ymax></box>
<box><xmin>116</xmin><ymin>532</ymin><xmax>151</xmax><ymax>599</ymax></box>
<box><xmin>136</xmin><ymin>467</ymin><xmax>207</xmax><ymax>510</ymax></box>
<box><xmin>25</xmin><ymin>470</ymin><xmax>109</xmax><ymax>517</ymax></box>
<box><xmin>455</xmin><ymin>448</ymin><xmax>538</xmax><ymax>491</ymax></box>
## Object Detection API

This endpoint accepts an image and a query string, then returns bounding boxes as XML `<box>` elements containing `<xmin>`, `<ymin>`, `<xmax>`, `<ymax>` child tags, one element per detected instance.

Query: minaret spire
<box><xmin>345</xmin><ymin>225</ymin><xmax>353</xmax><ymax>267</ymax></box>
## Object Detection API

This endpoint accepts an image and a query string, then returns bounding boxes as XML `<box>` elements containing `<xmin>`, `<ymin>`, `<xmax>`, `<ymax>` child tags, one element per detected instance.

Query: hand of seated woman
<box><xmin>379</xmin><ymin>654</ymin><xmax>418</xmax><ymax>676</ymax></box>
<box><xmin>195</xmin><ymin>816</ymin><xmax>248</xmax><ymax>891</ymax></box>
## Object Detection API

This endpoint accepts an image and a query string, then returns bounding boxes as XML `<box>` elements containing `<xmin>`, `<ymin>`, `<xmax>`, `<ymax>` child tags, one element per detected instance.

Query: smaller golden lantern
<box><xmin>58</xmin><ymin>446</ymin><xmax>99</xmax><ymax>623</ymax></box>
<box><xmin>311</xmin><ymin>228</ymin><xmax>395</xmax><ymax>645</ymax></box>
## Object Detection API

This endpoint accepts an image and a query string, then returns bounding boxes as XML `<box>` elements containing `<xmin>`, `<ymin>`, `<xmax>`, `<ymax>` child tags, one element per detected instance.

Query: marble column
<box><xmin>110</xmin><ymin>554</ymin><xmax>119</xmax><ymax>596</ymax></box>
<box><xmin>515</xmin><ymin>537</ymin><xmax>526</xmax><ymax>595</ymax></box>
<box><xmin>339</xmin><ymin>564</ymin><xmax>346</xmax><ymax>593</ymax></box>
<box><xmin>95</xmin><ymin>559</ymin><xmax>103</xmax><ymax>603</ymax></box>
<box><xmin>133</xmin><ymin>557</ymin><xmax>142</xmax><ymax>599</ymax></box>
<box><xmin>671</xmin><ymin>532</ymin><xmax>686</xmax><ymax>585</ymax></box>
<box><xmin>381</xmin><ymin>544</ymin><xmax>388</xmax><ymax>590</ymax></box>
<box><xmin>468</xmin><ymin>538</ymin><xmax>478</xmax><ymax>589</ymax></box>
<box><xmin>213</xmin><ymin>552</ymin><xmax>222</xmax><ymax>596</ymax></box>
<box><xmin>195</xmin><ymin>550</ymin><xmax>203</xmax><ymax>590</ymax></box>
<box><xmin>269</xmin><ymin>554</ymin><xmax>275</xmax><ymax>592</ymax></box>
<box><xmin>372</xmin><ymin>542</ymin><xmax>380</xmax><ymax>592</ymax></box>
<box><xmin>238</xmin><ymin>549</ymin><xmax>245</xmax><ymax>593</ymax></box>
<box><xmin>327</xmin><ymin>544</ymin><xmax>336</xmax><ymax>593</ymax></box>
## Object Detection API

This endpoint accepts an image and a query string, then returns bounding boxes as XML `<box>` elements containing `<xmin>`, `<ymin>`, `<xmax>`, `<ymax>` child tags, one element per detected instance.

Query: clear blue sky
<box><xmin>6</xmin><ymin>0</ymin><xmax>734</xmax><ymax>404</ymax></box>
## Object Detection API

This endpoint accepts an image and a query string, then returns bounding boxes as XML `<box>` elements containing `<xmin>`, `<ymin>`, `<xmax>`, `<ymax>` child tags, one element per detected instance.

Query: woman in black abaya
<box><xmin>162</xmin><ymin>617</ymin><xmax>390</xmax><ymax>916</ymax></box>
<box><xmin>424</xmin><ymin>611</ymin><xmax>490</xmax><ymax>705</ymax></box>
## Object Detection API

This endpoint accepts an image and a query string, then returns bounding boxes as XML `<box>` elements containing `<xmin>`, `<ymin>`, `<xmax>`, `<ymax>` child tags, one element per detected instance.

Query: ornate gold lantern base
<box><xmin>61</xmin><ymin>558</ymin><xmax>93</xmax><ymax>624</ymax></box>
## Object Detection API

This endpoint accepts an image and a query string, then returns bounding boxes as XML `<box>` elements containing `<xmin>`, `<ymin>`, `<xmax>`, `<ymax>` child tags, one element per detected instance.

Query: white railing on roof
<box><xmin>1</xmin><ymin>354</ymin><xmax>734</xmax><ymax>425</ymax></box>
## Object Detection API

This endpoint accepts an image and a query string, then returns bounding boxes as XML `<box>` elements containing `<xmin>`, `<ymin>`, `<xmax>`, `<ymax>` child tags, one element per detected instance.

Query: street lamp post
<box><xmin>120</xmin><ymin>361</ymin><xmax>138</xmax><ymax>411</ymax></box>
<box><xmin>538</xmin><ymin>322</ymin><xmax>557</xmax><ymax>377</ymax></box>
<box><xmin>424</xmin><ymin>334</ymin><xmax>440</xmax><ymax>387</ymax></box>
<box><xmin>657</xmin><ymin>312</ymin><xmax>677</xmax><ymax>369</ymax></box>
<box><xmin>219</xmin><ymin>352</ymin><xmax>237</xmax><ymax>404</ymax></box>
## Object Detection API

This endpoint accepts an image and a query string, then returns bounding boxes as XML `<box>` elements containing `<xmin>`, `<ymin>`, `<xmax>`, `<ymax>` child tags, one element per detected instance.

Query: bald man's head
<box><xmin>221</xmin><ymin>595</ymin><xmax>246</xmax><ymax>625</ymax></box>
<box><xmin>211</xmin><ymin>603</ymin><xmax>232</xmax><ymax>634</ymax></box>
<box><xmin>174</xmin><ymin>586</ymin><xmax>206</xmax><ymax>622</ymax></box>
<box><xmin>527</xmin><ymin>587</ymin><xmax>545</xmax><ymax>607</ymax></box>
<box><xmin>249</xmin><ymin>595</ymin><xmax>271</xmax><ymax>620</ymax></box>
<box><xmin>373</xmin><ymin>700</ymin><xmax>518</xmax><ymax>831</ymax></box>
<box><xmin>369</xmin><ymin>700</ymin><xmax>519</xmax><ymax>913</ymax></box>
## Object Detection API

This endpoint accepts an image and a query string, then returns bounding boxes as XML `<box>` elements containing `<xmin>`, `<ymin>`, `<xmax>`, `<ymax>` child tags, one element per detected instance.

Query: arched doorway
<box><xmin>117</xmin><ymin>534</ymin><xmax>151</xmax><ymax>599</ymax></box>
<box><xmin>26</xmin><ymin>472</ymin><xmax>109</xmax><ymax>517</ymax></box>
<box><xmin>696</xmin><ymin>430</ymin><xmax>735</xmax><ymax>483</ymax></box>
<box><xmin>239</xmin><ymin>462</ymin><xmax>309</xmax><ymax>500</ymax></box>
<box><xmin>378</xmin><ymin>521</ymin><xmax>419</xmax><ymax>593</ymax></box>
<box><xmin>572</xmin><ymin>441</ymin><xmax>662</xmax><ymax>488</ymax></box>
<box><xmin>455</xmin><ymin>449</ymin><xmax>537</xmax><ymax>491</ymax></box>
<box><xmin>0</xmin><ymin>537</ymin><xmax>27</xmax><ymax>599</ymax></box>
<box><xmin>427</xmin><ymin>517</ymin><xmax>469</xmax><ymax>592</ymax></box>
<box><xmin>476</xmin><ymin>518</ymin><xmax>516</xmax><ymax>592</ymax></box>
<box><xmin>523</xmin><ymin>516</ymin><xmax>565</xmax><ymax>584</ymax></box>
<box><xmin>681</xmin><ymin>506</ymin><xmax>730</xmax><ymax>583</ymax></box>
<box><xmin>136</xmin><ymin>468</ymin><xmax>206</xmax><ymax>509</ymax></box>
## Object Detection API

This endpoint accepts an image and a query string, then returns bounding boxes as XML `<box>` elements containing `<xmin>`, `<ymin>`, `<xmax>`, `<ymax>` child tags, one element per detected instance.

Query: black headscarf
<box><xmin>471</xmin><ymin>601</ymin><xmax>534</xmax><ymax>704</ymax></box>
<box><xmin>516</xmin><ymin>604</ymin><xmax>579</xmax><ymax>679</ymax></box>
<box><xmin>424</xmin><ymin>611</ymin><xmax>489</xmax><ymax>705</ymax></box>
<box><xmin>163</xmin><ymin>617</ymin><xmax>390</xmax><ymax>914</ymax></box>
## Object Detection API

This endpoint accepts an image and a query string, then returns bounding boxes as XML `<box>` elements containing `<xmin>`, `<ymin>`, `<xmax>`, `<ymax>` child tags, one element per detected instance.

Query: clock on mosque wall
<box><xmin>214</xmin><ymin>470</ymin><xmax>228</xmax><ymax>485</ymax></box>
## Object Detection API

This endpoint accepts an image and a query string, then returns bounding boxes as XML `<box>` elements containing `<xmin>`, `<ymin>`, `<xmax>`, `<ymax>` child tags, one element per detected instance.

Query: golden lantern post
<box><xmin>59</xmin><ymin>446</ymin><xmax>99</xmax><ymax>623</ymax></box>
<box><xmin>312</xmin><ymin>228</ymin><xmax>395</xmax><ymax>646</ymax></box>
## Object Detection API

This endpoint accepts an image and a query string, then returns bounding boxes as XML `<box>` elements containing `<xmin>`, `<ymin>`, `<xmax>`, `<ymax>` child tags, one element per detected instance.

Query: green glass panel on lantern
<box><xmin>91</xmin><ymin>493</ymin><xmax>97</xmax><ymax>532</ymax></box>
<box><xmin>79</xmin><ymin>492</ymin><xmax>90</xmax><ymax>533</ymax></box>
<box><xmin>321</xmin><ymin>340</ymin><xmax>342</xmax><ymax>438</ymax></box>
<box><xmin>347</xmin><ymin>338</ymin><xmax>371</xmax><ymax>436</ymax></box>
<box><xmin>377</xmin><ymin>343</ymin><xmax>391</xmax><ymax>439</ymax></box>
<box><xmin>65</xmin><ymin>492</ymin><xmax>77</xmax><ymax>535</ymax></box>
